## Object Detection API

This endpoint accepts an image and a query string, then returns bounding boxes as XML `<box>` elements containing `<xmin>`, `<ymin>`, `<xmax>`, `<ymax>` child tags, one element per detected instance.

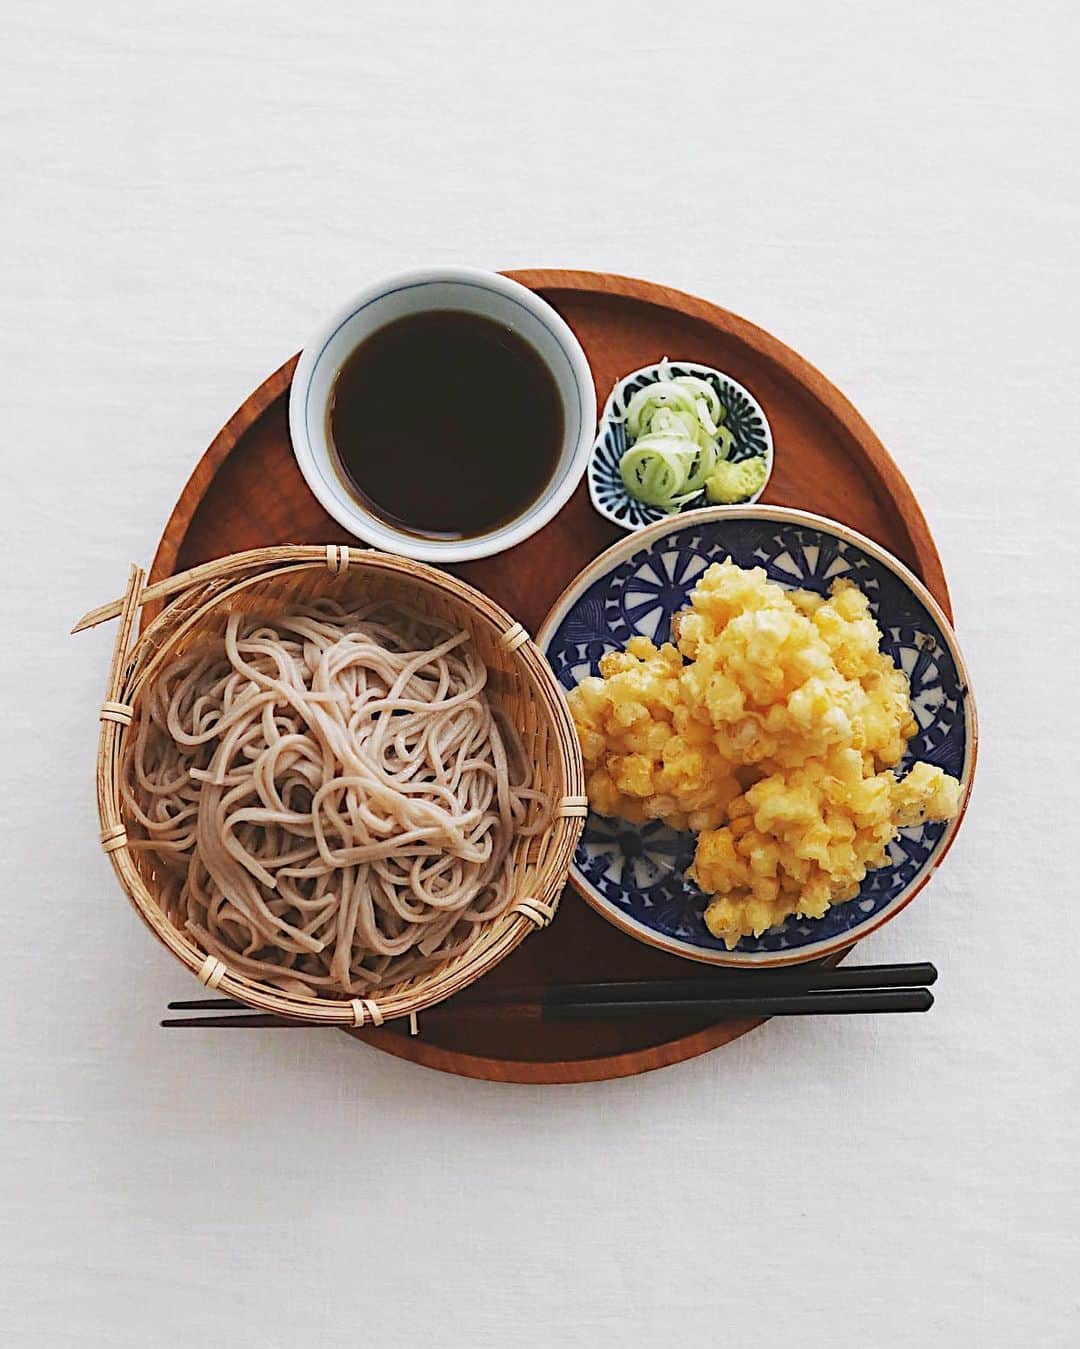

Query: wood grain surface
<box><xmin>147</xmin><ymin>269</ymin><xmax>953</xmax><ymax>1083</ymax></box>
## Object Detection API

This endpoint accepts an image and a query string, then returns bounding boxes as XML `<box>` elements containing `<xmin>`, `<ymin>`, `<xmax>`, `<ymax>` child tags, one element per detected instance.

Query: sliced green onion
<box><xmin>619</xmin><ymin>437</ymin><xmax>695</xmax><ymax>509</ymax></box>
<box><xmin>671</xmin><ymin>374</ymin><xmax>723</xmax><ymax>421</ymax></box>
<box><xmin>681</xmin><ymin>441</ymin><xmax>720</xmax><ymax>494</ymax></box>
<box><xmin>649</xmin><ymin>407</ymin><xmax>699</xmax><ymax>440</ymax></box>
<box><xmin>622</xmin><ymin>381</ymin><xmax>699</xmax><ymax>439</ymax></box>
<box><xmin>615</xmin><ymin>367</ymin><xmax>738</xmax><ymax>512</ymax></box>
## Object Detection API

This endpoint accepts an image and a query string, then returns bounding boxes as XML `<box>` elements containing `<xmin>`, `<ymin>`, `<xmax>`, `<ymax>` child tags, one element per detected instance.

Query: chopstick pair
<box><xmin>161</xmin><ymin>961</ymin><xmax>937</xmax><ymax>1029</ymax></box>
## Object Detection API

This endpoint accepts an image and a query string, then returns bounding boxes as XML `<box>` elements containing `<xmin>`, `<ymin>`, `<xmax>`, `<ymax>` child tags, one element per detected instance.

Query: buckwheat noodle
<box><xmin>121</xmin><ymin>599</ymin><xmax>549</xmax><ymax>997</ymax></box>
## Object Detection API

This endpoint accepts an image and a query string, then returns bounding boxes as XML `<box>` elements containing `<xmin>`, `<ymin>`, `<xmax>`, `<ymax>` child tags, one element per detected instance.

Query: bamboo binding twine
<box><xmin>79</xmin><ymin>546</ymin><xmax>586</xmax><ymax>1027</ymax></box>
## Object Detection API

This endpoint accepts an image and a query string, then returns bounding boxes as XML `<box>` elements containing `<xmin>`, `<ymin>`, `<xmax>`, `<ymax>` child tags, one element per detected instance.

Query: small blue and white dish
<box><xmin>537</xmin><ymin>506</ymin><xmax>977</xmax><ymax>967</ymax></box>
<box><xmin>588</xmin><ymin>359</ymin><xmax>774</xmax><ymax>532</ymax></box>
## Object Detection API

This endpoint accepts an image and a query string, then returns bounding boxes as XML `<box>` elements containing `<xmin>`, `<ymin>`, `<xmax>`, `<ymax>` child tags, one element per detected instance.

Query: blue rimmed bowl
<box><xmin>536</xmin><ymin>506</ymin><xmax>977</xmax><ymax>967</ymax></box>
<box><xmin>588</xmin><ymin>360</ymin><xmax>774</xmax><ymax>532</ymax></box>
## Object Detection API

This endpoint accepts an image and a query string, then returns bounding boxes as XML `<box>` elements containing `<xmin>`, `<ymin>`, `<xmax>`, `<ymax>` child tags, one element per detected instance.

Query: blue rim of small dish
<box><xmin>588</xmin><ymin>359</ymin><xmax>775</xmax><ymax>532</ymax></box>
<box><xmin>536</xmin><ymin>505</ymin><xmax>977</xmax><ymax>968</ymax></box>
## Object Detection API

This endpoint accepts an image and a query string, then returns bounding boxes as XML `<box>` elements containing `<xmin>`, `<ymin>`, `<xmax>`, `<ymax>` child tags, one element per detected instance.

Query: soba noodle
<box><xmin>121</xmin><ymin>599</ymin><xmax>548</xmax><ymax>996</ymax></box>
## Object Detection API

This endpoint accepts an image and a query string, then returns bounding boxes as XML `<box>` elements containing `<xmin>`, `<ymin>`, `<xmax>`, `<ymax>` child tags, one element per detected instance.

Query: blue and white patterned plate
<box><xmin>537</xmin><ymin>506</ymin><xmax>977</xmax><ymax>967</ymax></box>
<box><xmin>588</xmin><ymin>360</ymin><xmax>774</xmax><ymax>532</ymax></box>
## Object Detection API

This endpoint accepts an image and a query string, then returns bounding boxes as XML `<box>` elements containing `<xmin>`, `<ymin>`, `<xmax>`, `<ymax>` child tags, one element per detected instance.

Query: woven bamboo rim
<box><xmin>78</xmin><ymin>546</ymin><xmax>586</xmax><ymax>1026</ymax></box>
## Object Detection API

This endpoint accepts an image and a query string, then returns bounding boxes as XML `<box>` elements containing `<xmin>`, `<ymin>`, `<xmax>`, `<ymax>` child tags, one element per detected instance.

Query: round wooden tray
<box><xmin>150</xmin><ymin>269</ymin><xmax>953</xmax><ymax>1084</ymax></box>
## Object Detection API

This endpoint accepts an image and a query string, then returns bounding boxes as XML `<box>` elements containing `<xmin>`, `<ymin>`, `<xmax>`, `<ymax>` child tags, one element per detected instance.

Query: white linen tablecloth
<box><xmin>3</xmin><ymin>2</ymin><xmax>1076</xmax><ymax>1344</ymax></box>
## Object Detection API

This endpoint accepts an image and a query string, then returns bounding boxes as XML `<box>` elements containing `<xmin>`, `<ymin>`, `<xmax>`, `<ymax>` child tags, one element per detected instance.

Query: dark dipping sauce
<box><xmin>327</xmin><ymin>310</ymin><xmax>564</xmax><ymax>539</ymax></box>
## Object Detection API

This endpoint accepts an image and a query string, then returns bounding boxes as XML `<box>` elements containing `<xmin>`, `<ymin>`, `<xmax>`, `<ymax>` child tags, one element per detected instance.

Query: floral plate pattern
<box><xmin>587</xmin><ymin>360</ymin><xmax>774</xmax><ymax>531</ymax></box>
<box><xmin>537</xmin><ymin>507</ymin><xmax>976</xmax><ymax>966</ymax></box>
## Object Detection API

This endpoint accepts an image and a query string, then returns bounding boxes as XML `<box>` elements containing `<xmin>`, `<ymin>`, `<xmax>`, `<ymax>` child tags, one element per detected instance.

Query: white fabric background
<box><xmin>3</xmin><ymin>2</ymin><xmax>1077</xmax><ymax>1345</ymax></box>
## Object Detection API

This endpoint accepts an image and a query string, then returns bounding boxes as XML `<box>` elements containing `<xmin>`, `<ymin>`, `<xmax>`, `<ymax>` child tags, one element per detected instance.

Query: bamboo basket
<box><xmin>76</xmin><ymin>545</ymin><xmax>587</xmax><ymax>1027</ymax></box>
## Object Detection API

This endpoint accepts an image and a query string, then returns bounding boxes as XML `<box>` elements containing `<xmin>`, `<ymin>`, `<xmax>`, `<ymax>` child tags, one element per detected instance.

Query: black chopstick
<box><xmin>168</xmin><ymin>997</ymin><xmax>250</xmax><ymax>1012</ymax></box>
<box><xmin>477</xmin><ymin>961</ymin><xmax>938</xmax><ymax>1006</ymax></box>
<box><xmin>165</xmin><ymin>961</ymin><xmax>937</xmax><ymax>1015</ymax></box>
<box><xmin>161</xmin><ymin>1003</ymin><xmax>544</xmax><ymax>1029</ymax></box>
<box><xmin>544</xmin><ymin>987</ymin><xmax>933</xmax><ymax>1021</ymax></box>
<box><xmin>161</xmin><ymin>978</ymin><xmax>934</xmax><ymax>1028</ymax></box>
<box><xmin>163</xmin><ymin>1013</ymin><xmax>324</xmax><ymax>1029</ymax></box>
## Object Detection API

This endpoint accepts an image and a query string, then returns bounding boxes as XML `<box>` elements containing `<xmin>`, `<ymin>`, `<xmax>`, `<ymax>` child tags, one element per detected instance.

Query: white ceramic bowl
<box><xmin>288</xmin><ymin>267</ymin><xmax>597</xmax><ymax>562</ymax></box>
